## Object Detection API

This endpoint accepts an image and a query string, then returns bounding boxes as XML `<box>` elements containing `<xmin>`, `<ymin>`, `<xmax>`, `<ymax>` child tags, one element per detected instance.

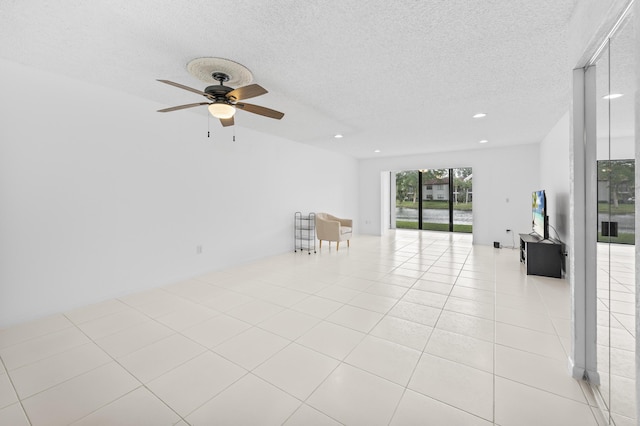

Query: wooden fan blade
<box><xmin>220</xmin><ymin>116</ymin><xmax>234</xmax><ymax>127</ymax></box>
<box><xmin>157</xmin><ymin>102</ymin><xmax>209</xmax><ymax>112</ymax></box>
<box><xmin>157</xmin><ymin>79</ymin><xmax>207</xmax><ymax>97</ymax></box>
<box><xmin>235</xmin><ymin>102</ymin><xmax>284</xmax><ymax>120</ymax></box>
<box><xmin>226</xmin><ymin>84</ymin><xmax>268</xmax><ymax>101</ymax></box>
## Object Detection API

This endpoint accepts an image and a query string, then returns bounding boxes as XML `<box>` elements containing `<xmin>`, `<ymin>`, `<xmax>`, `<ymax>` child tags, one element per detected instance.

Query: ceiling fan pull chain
<box><xmin>207</xmin><ymin>111</ymin><xmax>210</xmax><ymax>138</ymax></box>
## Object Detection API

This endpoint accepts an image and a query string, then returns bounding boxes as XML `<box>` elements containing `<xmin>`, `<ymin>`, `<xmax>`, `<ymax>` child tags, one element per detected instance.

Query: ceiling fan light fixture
<box><xmin>208</xmin><ymin>103</ymin><xmax>236</xmax><ymax>119</ymax></box>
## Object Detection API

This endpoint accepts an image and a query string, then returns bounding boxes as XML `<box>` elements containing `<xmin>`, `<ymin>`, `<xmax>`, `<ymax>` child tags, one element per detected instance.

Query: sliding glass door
<box><xmin>395</xmin><ymin>167</ymin><xmax>472</xmax><ymax>233</ymax></box>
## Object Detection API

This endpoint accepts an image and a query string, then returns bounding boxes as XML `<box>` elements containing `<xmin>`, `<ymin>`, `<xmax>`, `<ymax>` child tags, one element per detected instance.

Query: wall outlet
<box><xmin>196</xmin><ymin>245</ymin><xmax>203</xmax><ymax>254</ymax></box>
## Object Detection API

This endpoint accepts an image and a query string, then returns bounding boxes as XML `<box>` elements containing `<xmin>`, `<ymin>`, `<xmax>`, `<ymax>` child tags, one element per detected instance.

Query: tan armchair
<box><xmin>316</xmin><ymin>213</ymin><xmax>352</xmax><ymax>250</ymax></box>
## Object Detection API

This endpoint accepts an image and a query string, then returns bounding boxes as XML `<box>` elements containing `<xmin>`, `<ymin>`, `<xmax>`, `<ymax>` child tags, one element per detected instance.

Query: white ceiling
<box><xmin>0</xmin><ymin>0</ymin><xmax>578</xmax><ymax>159</ymax></box>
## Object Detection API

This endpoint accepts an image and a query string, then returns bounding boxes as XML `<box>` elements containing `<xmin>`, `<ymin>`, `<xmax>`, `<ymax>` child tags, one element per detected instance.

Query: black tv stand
<box><xmin>519</xmin><ymin>233</ymin><xmax>563</xmax><ymax>278</ymax></box>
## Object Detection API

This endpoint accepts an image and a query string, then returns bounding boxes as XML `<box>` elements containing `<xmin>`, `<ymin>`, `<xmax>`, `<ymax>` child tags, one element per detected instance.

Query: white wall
<box><xmin>540</xmin><ymin>111</ymin><xmax>571</xmax><ymax>243</ymax></box>
<box><xmin>358</xmin><ymin>143</ymin><xmax>540</xmax><ymax>247</ymax></box>
<box><xmin>0</xmin><ymin>59</ymin><xmax>358</xmax><ymax>327</ymax></box>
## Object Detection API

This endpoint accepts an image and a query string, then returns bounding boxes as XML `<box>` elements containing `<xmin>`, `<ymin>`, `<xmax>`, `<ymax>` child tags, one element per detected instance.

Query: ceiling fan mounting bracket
<box><xmin>212</xmin><ymin>72</ymin><xmax>231</xmax><ymax>84</ymax></box>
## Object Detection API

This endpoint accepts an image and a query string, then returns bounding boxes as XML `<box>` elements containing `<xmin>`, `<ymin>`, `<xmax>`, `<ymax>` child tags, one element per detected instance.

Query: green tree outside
<box><xmin>598</xmin><ymin>159</ymin><xmax>634</xmax><ymax>208</ymax></box>
<box><xmin>395</xmin><ymin>171</ymin><xmax>418</xmax><ymax>203</ymax></box>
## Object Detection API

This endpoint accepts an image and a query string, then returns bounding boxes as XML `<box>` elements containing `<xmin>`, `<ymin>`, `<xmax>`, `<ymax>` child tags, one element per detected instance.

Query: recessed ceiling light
<box><xmin>479</xmin><ymin>139</ymin><xmax>489</xmax><ymax>144</ymax></box>
<box><xmin>334</xmin><ymin>134</ymin><xmax>344</xmax><ymax>139</ymax></box>
<box><xmin>473</xmin><ymin>113</ymin><xmax>487</xmax><ymax>118</ymax></box>
<box><xmin>603</xmin><ymin>93</ymin><xmax>623</xmax><ymax>99</ymax></box>
<box><xmin>374</xmin><ymin>149</ymin><xmax>381</xmax><ymax>153</ymax></box>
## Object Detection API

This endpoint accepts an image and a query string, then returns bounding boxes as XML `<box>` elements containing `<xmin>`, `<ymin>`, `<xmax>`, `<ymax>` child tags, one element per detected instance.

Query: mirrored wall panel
<box><xmin>594</xmin><ymin>10</ymin><xmax>635</xmax><ymax>425</ymax></box>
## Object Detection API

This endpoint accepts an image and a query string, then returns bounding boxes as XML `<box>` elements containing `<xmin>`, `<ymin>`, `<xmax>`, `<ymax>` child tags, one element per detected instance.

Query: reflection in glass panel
<box><xmin>593</xmin><ymin>11</ymin><xmax>635</xmax><ymax>424</ymax></box>
<box><xmin>605</xmin><ymin>12</ymin><xmax>636</xmax><ymax>422</ymax></box>
<box><xmin>597</xmin><ymin>159</ymin><xmax>635</xmax><ymax>244</ymax></box>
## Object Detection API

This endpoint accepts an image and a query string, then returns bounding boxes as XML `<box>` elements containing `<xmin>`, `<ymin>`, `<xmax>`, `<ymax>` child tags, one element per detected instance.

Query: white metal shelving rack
<box><xmin>294</xmin><ymin>212</ymin><xmax>316</xmax><ymax>254</ymax></box>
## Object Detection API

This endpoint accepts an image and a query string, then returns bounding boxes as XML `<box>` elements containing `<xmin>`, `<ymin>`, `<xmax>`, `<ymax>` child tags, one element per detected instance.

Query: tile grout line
<box><xmin>0</xmin><ymin>351</ymin><xmax>33</xmax><ymax>425</ymax></box>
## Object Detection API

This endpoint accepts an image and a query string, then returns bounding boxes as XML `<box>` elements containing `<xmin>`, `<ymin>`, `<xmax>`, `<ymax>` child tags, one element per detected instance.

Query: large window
<box><xmin>395</xmin><ymin>167</ymin><xmax>472</xmax><ymax>233</ymax></box>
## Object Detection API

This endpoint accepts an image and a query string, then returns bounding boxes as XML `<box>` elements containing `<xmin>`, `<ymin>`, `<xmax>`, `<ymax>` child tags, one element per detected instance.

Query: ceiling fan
<box><xmin>157</xmin><ymin>72</ymin><xmax>284</xmax><ymax>127</ymax></box>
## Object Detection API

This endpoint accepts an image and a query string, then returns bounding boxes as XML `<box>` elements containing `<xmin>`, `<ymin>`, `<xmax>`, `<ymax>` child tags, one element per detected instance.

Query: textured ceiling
<box><xmin>0</xmin><ymin>0</ymin><xmax>578</xmax><ymax>158</ymax></box>
<box><xmin>595</xmin><ymin>16</ymin><xmax>636</xmax><ymax>139</ymax></box>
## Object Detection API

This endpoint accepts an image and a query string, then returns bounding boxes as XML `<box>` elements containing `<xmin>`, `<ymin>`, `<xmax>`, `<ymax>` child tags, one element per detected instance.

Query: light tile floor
<box><xmin>0</xmin><ymin>230</ymin><xmax>605</xmax><ymax>425</ymax></box>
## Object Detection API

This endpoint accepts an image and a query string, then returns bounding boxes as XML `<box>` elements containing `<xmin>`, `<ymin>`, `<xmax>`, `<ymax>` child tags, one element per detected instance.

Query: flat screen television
<box><xmin>532</xmin><ymin>190</ymin><xmax>549</xmax><ymax>239</ymax></box>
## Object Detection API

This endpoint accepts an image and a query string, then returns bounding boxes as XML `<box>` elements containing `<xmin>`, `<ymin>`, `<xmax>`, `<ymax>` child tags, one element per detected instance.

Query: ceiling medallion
<box><xmin>187</xmin><ymin>57</ymin><xmax>254</xmax><ymax>87</ymax></box>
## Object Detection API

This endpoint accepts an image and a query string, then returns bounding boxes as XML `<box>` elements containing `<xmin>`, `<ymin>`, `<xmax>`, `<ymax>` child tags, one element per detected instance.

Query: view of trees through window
<box><xmin>395</xmin><ymin>168</ymin><xmax>472</xmax><ymax>233</ymax></box>
<box><xmin>597</xmin><ymin>159</ymin><xmax>635</xmax><ymax>244</ymax></box>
